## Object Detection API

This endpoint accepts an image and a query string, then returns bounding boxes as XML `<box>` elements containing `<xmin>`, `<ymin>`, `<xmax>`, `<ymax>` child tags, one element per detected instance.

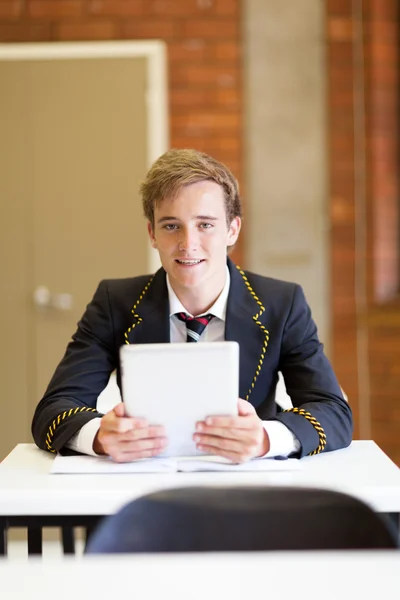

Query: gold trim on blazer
<box><xmin>235</xmin><ymin>265</ymin><xmax>270</xmax><ymax>402</ymax></box>
<box><xmin>283</xmin><ymin>407</ymin><xmax>327</xmax><ymax>455</ymax></box>
<box><xmin>45</xmin><ymin>406</ymin><xmax>98</xmax><ymax>453</ymax></box>
<box><xmin>124</xmin><ymin>276</ymin><xmax>154</xmax><ymax>344</ymax></box>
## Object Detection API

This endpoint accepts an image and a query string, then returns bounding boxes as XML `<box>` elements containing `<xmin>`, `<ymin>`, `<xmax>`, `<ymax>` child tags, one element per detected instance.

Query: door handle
<box><xmin>33</xmin><ymin>286</ymin><xmax>73</xmax><ymax>311</ymax></box>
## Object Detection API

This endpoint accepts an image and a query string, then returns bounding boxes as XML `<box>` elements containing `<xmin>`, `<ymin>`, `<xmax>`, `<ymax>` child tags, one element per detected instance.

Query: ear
<box><xmin>227</xmin><ymin>216</ymin><xmax>241</xmax><ymax>246</ymax></box>
<box><xmin>147</xmin><ymin>222</ymin><xmax>157</xmax><ymax>249</ymax></box>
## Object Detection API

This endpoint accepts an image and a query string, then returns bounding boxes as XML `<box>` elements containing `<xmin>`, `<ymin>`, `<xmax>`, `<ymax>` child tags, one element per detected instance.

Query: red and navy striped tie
<box><xmin>176</xmin><ymin>312</ymin><xmax>214</xmax><ymax>342</ymax></box>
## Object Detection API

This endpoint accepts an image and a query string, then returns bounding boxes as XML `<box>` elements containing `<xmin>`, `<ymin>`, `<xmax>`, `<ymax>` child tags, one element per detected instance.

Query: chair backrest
<box><xmin>86</xmin><ymin>486</ymin><xmax>398</xmax><ymax>553</ymax></box>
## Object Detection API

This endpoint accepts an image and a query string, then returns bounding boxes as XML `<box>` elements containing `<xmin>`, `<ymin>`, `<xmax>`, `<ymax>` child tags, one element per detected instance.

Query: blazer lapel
<box><xmin>225</xmin><ymin>259</ymin><xmax>269</xmax><ymax>404</ymax></box>
<box><xmin>126</xmin><ymin>267</ymin><xmax>170</xmax><ymax>345</ymax></box>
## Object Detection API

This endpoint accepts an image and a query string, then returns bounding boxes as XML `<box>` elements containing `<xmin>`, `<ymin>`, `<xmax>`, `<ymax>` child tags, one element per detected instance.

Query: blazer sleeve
<box><xmin>275</xmin><ymin>284</ymin><xmax>353</xmax><ymax>457</ymax></box>
<box><xmin>31</xmin><ymin>280</ymin><xmax>118</xmax><ymax>453</ymax></box>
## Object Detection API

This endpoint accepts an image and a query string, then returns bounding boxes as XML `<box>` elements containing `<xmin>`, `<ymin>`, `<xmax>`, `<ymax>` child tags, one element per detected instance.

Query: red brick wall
<box><xmin>366</xmin><ymin>0</ymin><xmax>399</xmax><ymax>301</ymax></box>
<box><xmin>327</xmin><ymin>0</ymin><xmax>358</xmax><ymax>433</ymax></box>
<box><xmin>0</xmin><ymin>0</ymin><xmax>243</xmax><ymax>263</ymax></box>
<box><xmin>327</xmin><ymin>0</ymin><xmax>400</xmax><ymax>463</ymax></box>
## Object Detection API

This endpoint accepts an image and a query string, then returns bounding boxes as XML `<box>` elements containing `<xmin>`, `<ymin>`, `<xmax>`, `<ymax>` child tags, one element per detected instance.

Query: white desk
<box><xmin>1</xmin><ymin>440</ymin><xmax>400</xmax><ymax>554</ymax></box>
<box><xmin>0</xmin><ymin>552</ymin><xmax>400</xmax><ymax>599</ymax></box>
<box><xmin>1</xmin><ymin>440</ymin><xmax>400</xmax><ymax>514</ymax></box>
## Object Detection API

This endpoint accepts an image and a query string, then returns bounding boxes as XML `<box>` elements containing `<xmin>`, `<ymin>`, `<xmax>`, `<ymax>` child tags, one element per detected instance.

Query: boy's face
<box><xmin>148</xmin><ymin>180</ymin><xmax>241</xmax><ymax>298</ymax></box>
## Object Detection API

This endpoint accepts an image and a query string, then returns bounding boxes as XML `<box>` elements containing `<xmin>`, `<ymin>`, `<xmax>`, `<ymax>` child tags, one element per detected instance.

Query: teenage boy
<box><xmin>32</xmin><ymin>149</ymin><xmax>352</xmax><ymax>462</ymax></box>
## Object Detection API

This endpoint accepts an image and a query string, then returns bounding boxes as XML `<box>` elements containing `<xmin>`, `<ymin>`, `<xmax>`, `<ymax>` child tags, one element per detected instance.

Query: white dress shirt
<box><xmin>68</xmin><ymin>267</ymin><xmax>300</xmax><ymax>457</ymax></box>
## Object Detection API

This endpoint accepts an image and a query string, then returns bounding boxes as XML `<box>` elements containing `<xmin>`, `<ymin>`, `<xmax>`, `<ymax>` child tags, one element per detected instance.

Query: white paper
<box><xmin>51</xmin><ymin>454</ymin><xmax>302</xmax><ymax>474</ymax></box>
<box><xmin>176</xmin><ymin>456</ymin><xmax>302</xmax><ymax>472</ymax></box>
<box><xmin>51</xmin><ymin>455</ymin><xmax>177</xmax><ymax>474</ymax></box>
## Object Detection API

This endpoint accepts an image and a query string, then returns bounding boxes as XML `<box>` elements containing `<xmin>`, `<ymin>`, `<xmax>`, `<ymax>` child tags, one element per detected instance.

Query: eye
<box><xmin>163</xmin><ymin>224</ymin><xmax>179</xmax><ymax>231</ymax></box>
<box><xmin>199</xmin><ymin>222</ymin><xmax>213</xmax><ymax>229</ymax></box>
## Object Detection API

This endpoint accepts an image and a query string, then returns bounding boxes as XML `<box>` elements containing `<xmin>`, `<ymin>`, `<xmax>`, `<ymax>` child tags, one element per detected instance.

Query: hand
<box><xmin>193</xmin><ymin>398</ymin><xmax>270</xmax><ymax>463</ymax></box>
<box><xmin>93</xmin><ymin>402</ymin><xmax>167</xmax><ymax>462</ymax></box>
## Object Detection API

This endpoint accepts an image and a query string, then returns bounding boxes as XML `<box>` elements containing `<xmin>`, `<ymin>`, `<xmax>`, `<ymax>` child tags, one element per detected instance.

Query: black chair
<box><xmin>85</xmin><ymin>486</ymin><xmax>398</xmax><ymax>553</ymax></box>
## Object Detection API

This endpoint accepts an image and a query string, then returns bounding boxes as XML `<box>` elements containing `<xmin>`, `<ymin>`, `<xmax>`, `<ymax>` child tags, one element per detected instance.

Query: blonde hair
<box><xmin>141</xmin><ymin>148</ymin><xmax>242</xmax><ymax>228</ymax></box>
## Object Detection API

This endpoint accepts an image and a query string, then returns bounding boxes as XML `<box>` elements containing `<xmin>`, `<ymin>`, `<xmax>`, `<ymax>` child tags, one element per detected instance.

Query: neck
<box><xmin>170</xmin><ymin>273</ymin><xmax>226</xmax><ymax>316</ymax></box>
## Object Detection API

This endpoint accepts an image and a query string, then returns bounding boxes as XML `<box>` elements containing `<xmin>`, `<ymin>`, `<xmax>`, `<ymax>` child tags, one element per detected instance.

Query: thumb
<box><xmin>112</xmin><ymin>402</ymin><xmax>126</xmax><ymax>418</ymax></box>
<box><xmin>238</xmin><ymin>398</ymin><xmax>256</xmax><ymax>416</ymax></box>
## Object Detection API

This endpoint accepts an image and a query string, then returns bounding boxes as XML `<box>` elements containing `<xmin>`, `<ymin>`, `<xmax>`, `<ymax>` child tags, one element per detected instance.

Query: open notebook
<box><xmin>51</xmin><ymin>454</ymin><xmax>302</xmax><ymax>474</ymax></box>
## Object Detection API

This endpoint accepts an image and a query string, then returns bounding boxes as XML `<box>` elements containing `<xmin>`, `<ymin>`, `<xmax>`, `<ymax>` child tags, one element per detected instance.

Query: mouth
<box><xmin>175</xmin><ymin>259</ymin><xmax>205</xmax><ymax>267</ymax></box>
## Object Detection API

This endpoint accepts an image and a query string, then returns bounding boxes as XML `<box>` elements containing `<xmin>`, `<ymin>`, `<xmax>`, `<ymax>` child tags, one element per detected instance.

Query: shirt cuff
<box><xmin>261</xmin><ymin>420</ymin><xmax>301</xmax><ymax>458</ymax></box>
<box><xmin>65</xmin><ymin>418</ymin><xmax>102</xmax><ymax>456</ymax></box>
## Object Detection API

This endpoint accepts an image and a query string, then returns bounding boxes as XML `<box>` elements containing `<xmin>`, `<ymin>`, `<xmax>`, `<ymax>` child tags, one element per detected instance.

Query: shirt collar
<box><xmin>167</xmin><ymin>266</ymin><xmax>230</xmax><ymax>321</ymax></box>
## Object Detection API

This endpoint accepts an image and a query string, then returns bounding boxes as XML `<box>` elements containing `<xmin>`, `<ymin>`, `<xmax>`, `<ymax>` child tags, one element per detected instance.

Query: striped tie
<box><xmin>176</xmin><ymin>312</ymin><xmax>214</xmax><ymax>342</ymax></box>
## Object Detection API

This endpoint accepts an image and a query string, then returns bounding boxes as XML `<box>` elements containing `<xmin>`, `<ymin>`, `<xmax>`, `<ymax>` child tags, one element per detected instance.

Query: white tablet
<box><xmin>120</xmin><ymin>342</ymin><xmax>239</xmax><ymax>457</ymax></box>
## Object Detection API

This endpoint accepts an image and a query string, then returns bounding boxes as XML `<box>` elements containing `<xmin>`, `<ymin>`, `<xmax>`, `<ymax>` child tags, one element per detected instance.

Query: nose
<box><xmin>178</xmin><ymin>227</ymin><xmax>198</xmax><ymax>252</ymax></box>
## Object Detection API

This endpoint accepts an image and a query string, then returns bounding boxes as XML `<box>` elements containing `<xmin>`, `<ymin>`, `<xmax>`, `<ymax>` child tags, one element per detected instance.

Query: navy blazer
<box><xmin>31</xmin><ymin>259</ymin><xmax>353</xmax><ymax>458</ymax></box>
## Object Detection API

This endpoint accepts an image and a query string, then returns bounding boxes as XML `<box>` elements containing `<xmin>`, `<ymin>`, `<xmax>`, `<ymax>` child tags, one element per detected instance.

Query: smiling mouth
<box><xmin>175</xmin><ymin>259</ymin><xmax>205</xmax><ymax>266</ymax></box>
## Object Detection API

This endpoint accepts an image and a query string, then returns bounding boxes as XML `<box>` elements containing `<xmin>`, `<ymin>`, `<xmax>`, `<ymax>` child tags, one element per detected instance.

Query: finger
<box><xmin>101</xmin><ymin>418</ymin><xmax>133</xmax><ymax>434</ymax></box>
<box><xmin>101</xmin><ymin>415</ymin><xmax>148</xmax><ymax>434</ymax></box>
<box><xmin>105</xmin><ymin>437</ymin><xmax>168</xmax><ymax>460</ymax></box>
<box><xmin>105</xmin><ymin>425</ymin><xmax>165</xmax><ymax>441</ymax></box>
<box><xmin>114</xmin><ymin>403</ymin><xmax>150</xmax><ymax>429</ymax></box>
<box><xmin>112</xmin><ymin>402</ymin><xmax>126</xmax><ymax>418</ymax></box>
<box><xmin>196</xmin><ymin>443</ymin><xmax>250</xmax><ymax>464</ymax></box>
<box><xmin>194</xmin><ymin>433</ymin><xmax>256</xmax><ymax>455</ymax></box>
<box><xmin>238</xmin><ymin>398</ymin><xmax>257</xmax><ymax>416</ymax></box>
<box><xmin>116</xmin><ymin>418</ymin><xmax>151</xmax><ymax>434</ymax></box>
<box><xmin>117</xmin><ymin>437</ymin><xmax>168</xmax><ymax>453</ymax></box>
<box><xmin>199</xmin><ymin>415</ymin><xmax>254</xmax><ymax>430</ymax></box>
<box><xmin>195</xmin><ymin>425</ymin><xmax>247</xmax><ymax>441</ymax></box>
<box><xmin>129</xmin><ymin>425</ymin><xmax>165</xmax><ymax>440</ymax></box>
<box><xmin>101</xmin><ymin>427</ymin><xmax>167</xmax><ymax>446</ymax></box>
<box><xmin>110</xmin><ymin>447</ymin><xmax>166</xmax><ymax>463</ymax></box>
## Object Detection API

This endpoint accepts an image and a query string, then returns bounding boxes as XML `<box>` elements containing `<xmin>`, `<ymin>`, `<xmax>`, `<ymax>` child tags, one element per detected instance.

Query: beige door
<box><xmin>0</xmin><ymin>54</ymin><xmax>154</xmax><ymax>459</ymax></box>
